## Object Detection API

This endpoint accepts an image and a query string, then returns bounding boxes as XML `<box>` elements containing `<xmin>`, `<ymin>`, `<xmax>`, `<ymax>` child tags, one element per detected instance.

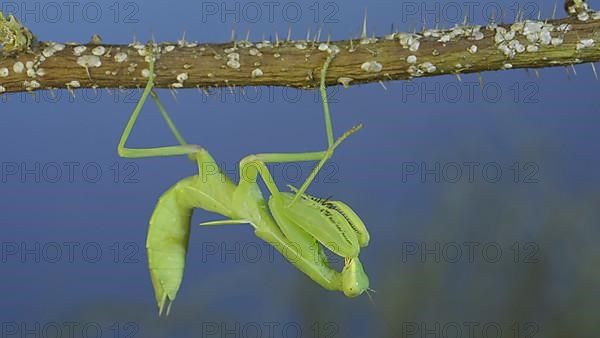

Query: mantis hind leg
<box><xmin>117</xmin><ymin>45</ymin><xmax>202</xmax><ymax>159</ymax></box>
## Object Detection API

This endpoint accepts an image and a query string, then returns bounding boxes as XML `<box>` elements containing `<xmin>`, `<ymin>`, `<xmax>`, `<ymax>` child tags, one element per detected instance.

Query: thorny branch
<box><xmin>1</xmin><ymin>1</ymin><xmax>600</xmax><ymax>95</ymax></box>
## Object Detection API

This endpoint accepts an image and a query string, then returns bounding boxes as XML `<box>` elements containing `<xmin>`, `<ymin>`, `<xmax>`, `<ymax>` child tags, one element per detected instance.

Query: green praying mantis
<box><xmin>117</xmin><ymin>44</ymin><xmax>371</xmax><ymax>315</ymax></box>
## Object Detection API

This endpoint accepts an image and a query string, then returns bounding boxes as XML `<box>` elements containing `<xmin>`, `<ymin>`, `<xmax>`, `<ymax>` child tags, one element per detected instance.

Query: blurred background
<box><xmin>1</xmin><ymin>0</ymin><xmax>599</xmax><ymax>337</ymax></box>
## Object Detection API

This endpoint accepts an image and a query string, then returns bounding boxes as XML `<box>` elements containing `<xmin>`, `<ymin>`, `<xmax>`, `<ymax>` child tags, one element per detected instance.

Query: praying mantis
<box><xmin>117</xmin><ymin>44</ymin><xmax>371</xmax><ymax>315</ymax></box>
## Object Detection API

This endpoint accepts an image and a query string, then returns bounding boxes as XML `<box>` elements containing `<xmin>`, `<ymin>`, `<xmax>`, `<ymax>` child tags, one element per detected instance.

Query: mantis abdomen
<box><xmin>147</xmin><ymin>183</ymin><xmax>193</xmax><ymax>315</ymax></box>
<box><xmin>147</xmin><ymin>160</ymin><xmax>237</xmax><ymax>315</ymax></box>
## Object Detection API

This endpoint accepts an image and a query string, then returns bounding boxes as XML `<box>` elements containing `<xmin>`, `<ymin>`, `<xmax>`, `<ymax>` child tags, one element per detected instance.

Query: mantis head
<box><xmin>342</xmin><ymin>257</ymin><xmax>369</xmax><ymax>297</ymax></box>
<box><xmin>268</xmin><ymin>186</ymin><xmax>371</xmax><ymax>297</ymax></box>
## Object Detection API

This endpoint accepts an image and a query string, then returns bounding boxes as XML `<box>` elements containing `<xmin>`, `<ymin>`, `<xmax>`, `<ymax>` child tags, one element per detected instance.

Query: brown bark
<box><xmin>1</xmin><ymin>11</ymin><xmax>600</xmax><ymax>94</ymax></box>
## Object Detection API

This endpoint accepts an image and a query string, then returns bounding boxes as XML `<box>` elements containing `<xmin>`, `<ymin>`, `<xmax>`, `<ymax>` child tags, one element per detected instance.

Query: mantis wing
<box><xmin>268</xmin><ymin>193</ymin><xmax>328</xmax><ymax>266</ymax></box>
<box><xmin>325</xmin><ymin>201</ymin><xmax>370</xmax><ymax>247</ymax></box>
<box><xmin>269</xmin><ymin>192</ymin><xmax>360</xmax><ymax>258</ymax></box>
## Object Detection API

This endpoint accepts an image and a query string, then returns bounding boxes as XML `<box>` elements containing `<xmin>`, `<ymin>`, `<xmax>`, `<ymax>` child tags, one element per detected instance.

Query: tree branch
<box><xmin>2</xmin><ymin>7</ymin><xmax>600</xmax><ymax>94</ymax></box>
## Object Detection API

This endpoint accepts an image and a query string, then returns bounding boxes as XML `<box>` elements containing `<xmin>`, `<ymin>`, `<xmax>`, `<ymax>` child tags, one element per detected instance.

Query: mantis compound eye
<box><xmin>342</xmin><ymin>258</ymin><xmax>369</xmax><ymax>298</ymax></box>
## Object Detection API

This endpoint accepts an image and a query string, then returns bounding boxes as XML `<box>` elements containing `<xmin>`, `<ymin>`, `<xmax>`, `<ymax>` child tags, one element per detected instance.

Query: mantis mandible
<box><xmin>117</xmin><ymin>44</ymin><xmax>371</xmax><ymax>316</ymax></box>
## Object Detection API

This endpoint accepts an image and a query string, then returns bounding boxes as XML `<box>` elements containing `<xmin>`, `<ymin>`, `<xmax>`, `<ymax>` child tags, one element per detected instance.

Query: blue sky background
<box><xmin>1</xmin><ymin>1</ymin><xmax>599</xmax><ymax>337</ymax></box>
